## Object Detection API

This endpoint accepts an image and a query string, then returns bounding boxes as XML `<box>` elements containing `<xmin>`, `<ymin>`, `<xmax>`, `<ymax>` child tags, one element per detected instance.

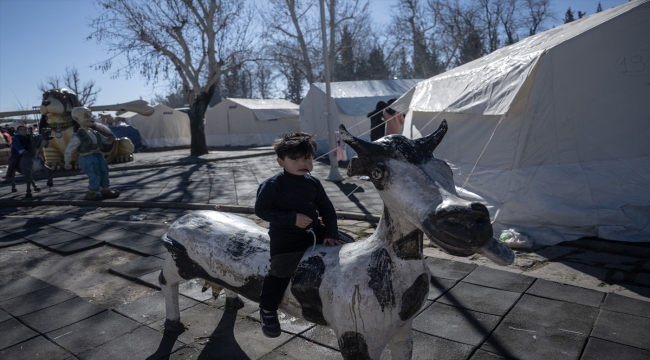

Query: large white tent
<box><xmin>299</xmin><ymin>79</ymin><xmax>420</xmax><ymax>156</ymax></box>
<box><xmin>121</xmin><ymin>104</ymin><xmax>191</xmax><ymax>149</ymax></box>
<box><xmin>392</xmin><ymin>0</ymin><xmax>650</xmax><ymax>245</ymax></box>
<box><xmin>205</xmin><ymin>98</ymin><xmax>300</xmax><ymax>147</ymax></box>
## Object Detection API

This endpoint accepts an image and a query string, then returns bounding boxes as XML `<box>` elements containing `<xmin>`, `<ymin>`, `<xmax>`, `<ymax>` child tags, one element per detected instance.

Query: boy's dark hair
<box><xmin>16</xmin><ymin>125</ymin><xmax>27</xmax><ymax>131</ymax></box>
<box><xmin>273</xmin><ymin>132</ymin><xmax>317</xmax><ymax>160</ymax></box>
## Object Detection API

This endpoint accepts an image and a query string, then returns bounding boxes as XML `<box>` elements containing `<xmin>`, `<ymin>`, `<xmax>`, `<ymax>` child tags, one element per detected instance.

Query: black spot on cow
<box><xmin>162</xmin><ymin>235</ymin><xmax>264</xmax><ymax>302</ymax></box>
<box><xmin>339</xmin><ymin>332</ymin><xmax>373</xmax><ymax>360</ymax></box>
<box><xmin>291</xmin><ymin>256</ymin><xmax>328</xmax><ymax>325</ymax></box>
<box><xmin>391</xmin><ymin>135</ymin><xmax>436</xmax><ymax>165</ymax></box>
<box><xmin>367</xmin><ymin>248</ymin><xmax>395</xmax><ymax>311</ymax></box>
<box><xmin>392</xmin><ymin>229</ymin><xmax>424</xmax><ymax>260</ymax></box>
<box><xmin>225</xmin><ymin>230</ymin><xmax>267</xmax><ymax>260</ymax></box>
<box><xmin>399</xmin><ymin>273</ymin><xmax>429</xmax><ymax>321</ymax></box>
<box><xmin>158</xmin><ymin>271</ymin><xmax>167</xmax><ymax>285</ymax></box>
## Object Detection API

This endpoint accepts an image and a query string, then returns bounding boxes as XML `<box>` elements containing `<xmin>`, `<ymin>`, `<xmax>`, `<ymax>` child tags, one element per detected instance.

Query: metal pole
<box><xmin>319</xmin><ymin>0</ymin><xmax>343</xmax><ymax>182</ymax></box>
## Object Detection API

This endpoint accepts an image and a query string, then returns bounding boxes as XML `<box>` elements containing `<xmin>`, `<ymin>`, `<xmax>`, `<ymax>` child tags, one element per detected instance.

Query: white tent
<box><xmin>205</xmin><ymin>98</ymin><xmax>300</xmax><ymax>147</ymax></box>
<box><xmin>299</xmin><ymin>79</ymin><xmax>420</xmax><ymax>156</ymax></box>
<box><xmin>392</xmin><ymin>0</ymin><xmax>650</xmax><ymax>245</ymax></box>
<box><xmin>121</xmin><ymin>104</ymin><xmax>191</xmax><ymax>148</ymax></box>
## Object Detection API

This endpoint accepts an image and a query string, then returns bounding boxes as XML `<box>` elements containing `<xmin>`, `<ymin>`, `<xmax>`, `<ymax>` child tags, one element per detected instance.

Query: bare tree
<box><xmin>261</xmin><ymin>0</ymin><xmax>370</xmax><ymax>95</ymax></box>
<box><xmin>429</xmin><ymin>0</ymin><xmax>484</xmax><ymax>69</ymax></box>
<box><xmin>524</xmin><ymin>0</ymin><xmax>553</xmax><ymax>36</ymax></box>
<box><xmin>38</xmin><ymin>67</ymin><xmax>101</xmax><ymax>106</ymax></box>
<box><xmin>388</xmin><ymin>0</ymin><xmax>443</xmax><ymax>78</ymax></box>
<box><xmin>89</xmin><ymin>0</ymin><xmax>256</xmax><ymax>155</ymax></box>
<box><xmin>499</xmin><ymin>0</ymin><xmax>519</xmax><ymax>45</ymax></box>
<box><xmin>262</xmin><ymin>0</ymin><xmax>319</xmax><ymax>85</ymax></box>
<box><xmin>478</xmin><ymin>0</ymin><xmax>502</xmax><ymax>52</ymax></box>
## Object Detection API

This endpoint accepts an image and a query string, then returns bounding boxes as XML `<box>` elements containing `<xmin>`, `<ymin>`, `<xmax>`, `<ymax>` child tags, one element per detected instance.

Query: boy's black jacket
<box><xmin>255</xmin><ymin>170</ymin><xmax>338</xmax><ymax>246</ymax></box>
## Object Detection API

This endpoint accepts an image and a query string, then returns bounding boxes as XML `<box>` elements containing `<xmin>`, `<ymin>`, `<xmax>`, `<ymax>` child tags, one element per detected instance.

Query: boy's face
<box><xmin>17</xmin><ymin>127</ymin><xmax>28</xmax><ymax>135</ymax></box>
<box><xmin>277</xmin><ymin>156</ymin><xmax>313</xmax><ymax>176</ymax></box>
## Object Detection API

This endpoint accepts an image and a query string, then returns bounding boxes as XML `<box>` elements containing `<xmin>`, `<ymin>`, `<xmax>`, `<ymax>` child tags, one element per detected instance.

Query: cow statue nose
<box><xmin>42</xmin><ymin>100</ymin><xmax>51</xmax><ymax>106</ymax></box>
<box><xmin>433</xmin><ymin>202</ymin><xmax>492</xmax><ymax>245</ymax></box>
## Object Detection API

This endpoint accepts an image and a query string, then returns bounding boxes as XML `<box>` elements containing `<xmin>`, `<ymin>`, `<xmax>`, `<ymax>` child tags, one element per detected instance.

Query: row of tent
<box><xmin>118</xmin><ymin>78</ymin><xmax>419</xmax><ymax>153</ymax></box>
<box><xmin>118</xmin><ymin>0</ymin><xmax>649</xmax><ymax>246</ymax></box>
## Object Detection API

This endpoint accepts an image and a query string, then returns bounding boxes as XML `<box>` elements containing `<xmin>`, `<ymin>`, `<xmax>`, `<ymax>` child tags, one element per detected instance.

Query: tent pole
<box><xmin>319</xmin><ymin>0</ymin><xmax>343</xmax><ymax>182</ymax></box>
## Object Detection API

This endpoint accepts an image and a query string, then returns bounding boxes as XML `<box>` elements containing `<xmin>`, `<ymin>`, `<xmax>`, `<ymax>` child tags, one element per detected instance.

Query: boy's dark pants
<box><xmin>259</xmin><ymin>227</ymin><xmax>325</xmax><ymax>311</ymax></box>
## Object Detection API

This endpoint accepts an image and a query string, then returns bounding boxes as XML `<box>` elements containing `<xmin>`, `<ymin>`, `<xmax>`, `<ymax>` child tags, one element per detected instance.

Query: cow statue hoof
<box><xmin>225</xmin><ymin>296</ymin><xmax>245</xmax><ymax>309</ymax></box>
<box><xmin>163</xmin><ymin>319</ymin><xmax>186</xmax><ymax>333</ymax></box>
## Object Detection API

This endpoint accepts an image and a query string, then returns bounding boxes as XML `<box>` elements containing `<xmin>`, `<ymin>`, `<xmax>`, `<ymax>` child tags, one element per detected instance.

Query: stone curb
<box><xmin>0</xmin><ymin>199</ymin><xmax>381</xmax><ymax>222</ymax></box>
<box><xmin>3</xmin><ymin>150</ymin><xmax>277</xmax><ymax>182</ymax></box>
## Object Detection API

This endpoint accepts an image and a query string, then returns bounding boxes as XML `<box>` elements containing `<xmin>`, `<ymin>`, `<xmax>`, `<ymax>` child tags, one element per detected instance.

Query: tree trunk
<box><xmin>189</xmin><ymin>91</ymin><xmax>210</xmax><ymax>156</ymax></box>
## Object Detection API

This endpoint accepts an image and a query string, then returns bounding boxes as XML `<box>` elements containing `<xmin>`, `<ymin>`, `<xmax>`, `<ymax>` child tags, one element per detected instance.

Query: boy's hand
<box><xmin>295</xmin><ymin>213</ymin><xmax>312</xmax><ymax>228</ymax></box>
<box><xmin>323</xmin><ymin>238</ymin><xmax>345</xmax><ymax>246</ymax></box>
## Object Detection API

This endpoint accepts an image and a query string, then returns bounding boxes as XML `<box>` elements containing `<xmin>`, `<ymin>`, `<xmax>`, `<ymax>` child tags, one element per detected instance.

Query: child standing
<box><xmin>255</xmin><ymin>132</ymin><xmax>344</xmax><ymax>338</ymax></box>
<box><xmin>3</xmin><ymin>126</ymin><xmax>29</xmax><ymax>181</ymax></box>
<box><xmin>63</xmin><ymin>107</ymin><xmax>120</xmax><ymax>200</ymax></box>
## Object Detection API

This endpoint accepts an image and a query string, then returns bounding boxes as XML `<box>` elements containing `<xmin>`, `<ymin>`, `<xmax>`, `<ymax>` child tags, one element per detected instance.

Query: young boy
<box><xmin>3</xmin><ymin>126</ymin><xmax>29</xmax><ymax>181</ymax></box>
<box><xmin>255</xmin><ymin>132</ymin><xmax>344</xmax><ymax>338</ymax></box>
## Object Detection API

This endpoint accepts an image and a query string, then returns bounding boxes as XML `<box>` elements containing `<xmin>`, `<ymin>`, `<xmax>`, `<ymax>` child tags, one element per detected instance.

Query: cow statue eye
<box><xmin>371</xmin><ymin>168</ymin><xmax>383</xmax><ymax>180</ymax></box>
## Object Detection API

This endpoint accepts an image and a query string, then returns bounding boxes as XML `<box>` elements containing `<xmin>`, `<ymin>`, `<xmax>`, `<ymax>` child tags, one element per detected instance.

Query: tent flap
<box><xmin>252</xmin><ymin>108</ymin><xmax>299</xmax><ymax>121</ymax></box>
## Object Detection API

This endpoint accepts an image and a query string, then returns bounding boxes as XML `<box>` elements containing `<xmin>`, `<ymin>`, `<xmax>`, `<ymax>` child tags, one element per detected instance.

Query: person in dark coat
<box><xmin>367</xmin><ymin>100</ymin><xmax>387</xmax><ymax>141</ymax></box>
<box><xmin>3</xmin><ymin>126</ymin><xmax>29</xmax><ymax>180</ymax></box>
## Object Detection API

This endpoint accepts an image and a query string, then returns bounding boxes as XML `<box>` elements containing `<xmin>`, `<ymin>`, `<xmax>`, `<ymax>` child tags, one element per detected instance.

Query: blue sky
<box><xmin>0</xmin><ymin>0</ymin><xmax>629</xmax><ymax>113</ymax></box>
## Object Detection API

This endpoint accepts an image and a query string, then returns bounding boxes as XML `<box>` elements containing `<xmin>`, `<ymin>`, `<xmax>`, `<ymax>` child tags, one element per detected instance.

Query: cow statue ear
<box><xmin>347</xmin><ymin>157</ymin><xmax>369</xmax><ymax>177</ymax></box>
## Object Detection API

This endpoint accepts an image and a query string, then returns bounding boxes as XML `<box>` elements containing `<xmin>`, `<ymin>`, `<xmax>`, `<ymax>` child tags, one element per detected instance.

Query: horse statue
<box><xmin>158</xmin><ymin>121</ymin><xmax>514</xmax><ymax>360</ymax></box>
<box><xmin>10</xmin><ymin>128</ymin><xmax>54</xmax><ymax>198</ymax></box>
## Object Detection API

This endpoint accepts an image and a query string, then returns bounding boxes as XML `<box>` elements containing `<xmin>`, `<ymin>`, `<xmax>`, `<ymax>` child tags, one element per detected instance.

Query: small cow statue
<box><xmin>159</xmin><ymin>120</ymin><xmax>514</xmax><ymax>360</ymax></box>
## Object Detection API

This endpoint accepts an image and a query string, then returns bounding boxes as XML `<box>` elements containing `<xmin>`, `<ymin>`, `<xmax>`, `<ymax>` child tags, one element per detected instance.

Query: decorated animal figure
<box><xmin>39</xmin><ymin>88</ymin><xmax>134</xmax><ymax>170</ymax></box>
<box><xmin>159</xmin><ymin>121</ymin><xmax>514</xmax><ymax>360</ymax></box>
<box><xmin>10</xmin><ymin>128</ymin><xmax>53</xmax><ymax>198</ymax></box>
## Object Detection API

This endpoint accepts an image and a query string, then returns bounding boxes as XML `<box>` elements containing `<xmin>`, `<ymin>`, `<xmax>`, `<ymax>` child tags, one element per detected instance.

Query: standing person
<box><xmin>254</xmin><ymin>132</ymin><xmax>345</xmax><ymax>338</ymax></box>
<box><xmin>367</xmin><ymin>100</ymin><xmax>387</xmax><ymax>141</ymax></box>
<box><xmin>63</xmin><ymin>107</ymin><xmax>120</xmax><ymax>200</ymax></box>
<box><xmin>3</xmin><ymin>125</ymin><xmax>29</xmax><ymax>181</ymax></box>
<box><xmin>383</xmin><ymin>98</ymin><xmax>406</xmax><ymax>136</ymax></box>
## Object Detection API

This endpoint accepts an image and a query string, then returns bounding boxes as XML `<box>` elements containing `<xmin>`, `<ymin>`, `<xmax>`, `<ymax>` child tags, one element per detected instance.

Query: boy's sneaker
<box><xmin>259</xmin><ymin>310</ymin><xmax>281</xmax><ymax>338</ymax></box>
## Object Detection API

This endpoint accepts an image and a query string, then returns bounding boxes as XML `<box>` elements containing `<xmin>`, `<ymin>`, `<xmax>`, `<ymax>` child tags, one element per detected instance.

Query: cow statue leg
<box><xmin>159</xmin><ymin>256</ymin><xmax>186</xmax><ymax>332</ymax></box>
<box><xmin>203</xmin><ymin>280</ymin><xmax>223</xmax><ymax>300</ymax></box>
<box><xmin>202</xmin><ymin>280</ymin><xmax>244</xmax><ymax>309</ymax></box>
<box><xmin>387</xmin><ymin>320</ymin><xmax>414</xmax><ymax>360</ymax></box>
<box><xmin>224</xmin><ymin>289</ymin><xmax>244</xmax><ymax>309</ymax></box>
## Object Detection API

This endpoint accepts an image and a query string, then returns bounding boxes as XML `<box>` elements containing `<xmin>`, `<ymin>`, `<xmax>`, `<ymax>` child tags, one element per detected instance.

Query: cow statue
<box><xmin>39</xmin><ymin>88</ymin><xmax>134</xmax><ymax>170</ymax></box>
<box><xmin>159</xmin><ymin>120</ymin><xmax>514</xmax><ymax>360</ymax></box>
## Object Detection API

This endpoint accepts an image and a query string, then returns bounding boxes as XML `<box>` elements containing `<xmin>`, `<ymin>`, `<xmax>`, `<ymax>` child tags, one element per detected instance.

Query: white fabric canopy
<box><xmin>299</xmin><ymin>79</ymin><xmax>421</xmax><ymax>156</ymax></box>
<box><xmin>121</xmin><ymin>104</ymin><xmax>190</xmax><ymax>148</ymax></box>
<box><xmin>205</xmin><ymin>98</ymin><xmax>300</xmax><ymax>146</ymax></box>
<box><xmin>398</xmin><ymin>0</ymin><xmax>650</xmax><ymax>245</ymax></box>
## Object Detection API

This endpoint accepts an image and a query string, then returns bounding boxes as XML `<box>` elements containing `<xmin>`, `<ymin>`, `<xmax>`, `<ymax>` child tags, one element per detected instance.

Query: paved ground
<box><xmin>0</xmin><ymin>147</ymin><xmax>649</xmax><ymax>360</ymax></box>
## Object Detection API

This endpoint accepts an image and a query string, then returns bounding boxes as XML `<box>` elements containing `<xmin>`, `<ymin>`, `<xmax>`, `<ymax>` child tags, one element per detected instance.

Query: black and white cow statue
<box><xmin>159</xmin><ymin>120</ymin><xmax>514</xmax><ymax>360</ymax></box>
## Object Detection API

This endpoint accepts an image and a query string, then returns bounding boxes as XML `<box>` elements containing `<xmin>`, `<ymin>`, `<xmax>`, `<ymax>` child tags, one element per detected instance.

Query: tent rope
<box><xmin>460</xmin><ymin>114</ymin><xmax>505</xmax><ymax>190</ymax></box>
